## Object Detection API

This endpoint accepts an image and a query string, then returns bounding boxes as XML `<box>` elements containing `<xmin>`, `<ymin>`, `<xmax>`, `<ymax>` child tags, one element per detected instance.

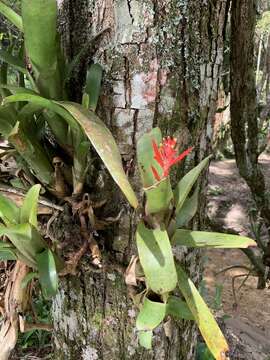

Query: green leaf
<box><xmin>0</xmin><ymin>105</ymin><xmax>17</xmax><ymax>136</ymax></box>
<box><xmin>3</xmin><ymin>94</ymin><xmax>138</xmax><ymax>206</ymax></box>
<box><xmin>137</xmin><ymin>128</ymin><xmax>162</xmax><ymax>188</ymax></box>
<box><xmin>56</xmin><ymin>102</ymin><xmax>138</xmax><ymax>208</ymax></box>
<box><xmin>0</xmin><ymin>242</ymin><xmax>15</xmax><ymax>248</ymax></box>
<box><xmin>82</xmin><ymin>93</ymin><xmax>89</xmax><ymax>109</ymax></box>
<box><xmin>8</xmin><ymin>121</ymin><xmax>54</xmax><ymax>186</ymax></box>
<box><xmin>0</xmin><ymin>49</ymin><xmax>27</xmax><ymax>74</ymax></box>
<box><xmin>73</xmin><ymin>141</ymin><xmax>90</xmax><ymax>193</ymax></box>
<box><xmin>172</xmin><ymin>230</ymin><xmax>257</xmax><ymax>248</ymax></box>
<box><xmin>20</xmin><ymin>184</ymin><xmax>41</xmax><ymax>228</ymax></box>
<box><xmin>136</xmin><ymin>298</ymin><xmax>166</xmax><ymax>331</ymax></box>
<box><xmin>0</xmin><ymin>194</ymin><xmax>20</xmax><ymax>225</ymax></box>
<box><xmin>138</xmin><ymin>330</ymin><xmax>152</xmax><ymax>349</ymax></box>
<box><xmin>21</xmin><ymin>0</ymin><xmax>62</xmax><ymax>99</ymax></box>
<box><xmin>174</xmin><ymin>156</ymin><xmax>211</xmax><ymax>213</ymax></box>
<box><xmin>177</xmin><ymin>265</ymin><xmax>229</xmax><ymax>360</ymax></box>
<box><xmin>145</xmin><ymin>177</ymin><xmax>173</xmax><ymax>215</ymax></box>
<box><xmin>0</xmin><ymin>223</ymin><xmax>47</xmax><ymax>268</ymax></box>
<box><xmin>21</xmin><ymin>272</ymin><xmax>38</xmax><ymax>289</ymax></box>
<box><xmin>0</xmin><ymin>85</ymin><xmax>38</xmax><ymax>95</ymax></box>
<box><xmin>0</xmin><ymin>1</ymin><xmax>23</xmax><ymax>31</ymax></box>
<box><xmin>36</xmin><ymin>248</ymin><xmax>58</xmax><ymax>299</ymax></box>
<box><xmin>3</xmin><ymin>93</ymin><xmax>69</xmax><ymax>149</ymax></box>
<box><xmin>0</xmin><ymin>248</ymin><xmax>17</xmax><ymax>261</ymax></box>
<box><xmin>196</xmin><ymin>342</ymin><xmax>215</xmax><ymax>360</ymax></box>
<box><xmin>84</xmin><ymin>63</ymin><xmax>103</xmax><ymax>111</ymax></box>
<box><xmin>136</xmin><ymin>222</ymin><xmax>177</xmax><ymax>294</ymax></box>
<box><xmin>166</xmin><ymin>296</ymin><xmax>194</xmax><ymax>320</ymax></box>
<box><xmin>175</xmin><ymin>185</ymin><xmax>199</xmax><ymax>228</ymax></box>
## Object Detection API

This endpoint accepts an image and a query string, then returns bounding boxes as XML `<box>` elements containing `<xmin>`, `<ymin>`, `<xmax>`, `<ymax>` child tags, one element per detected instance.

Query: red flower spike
<box><xmin>151</xmin><ymin>137</ymin><xmax>193</xmax><ymax>181</ymax></box>
<box><xmin>151</xmin><ymin>165</ymin><xmax>161</xmax><ymax>181</ymax></box>
<box><xmin>152</xmin><ymin>140</ymin><xmax>164</xmax><ymax>168</ymax></box>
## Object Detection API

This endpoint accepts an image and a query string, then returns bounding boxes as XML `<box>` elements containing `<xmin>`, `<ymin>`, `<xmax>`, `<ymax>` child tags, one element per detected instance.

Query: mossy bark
<box><xmin>53</xmin><ymin>1</ymin><xmax>229</xmax><ymax>359</ymax></box>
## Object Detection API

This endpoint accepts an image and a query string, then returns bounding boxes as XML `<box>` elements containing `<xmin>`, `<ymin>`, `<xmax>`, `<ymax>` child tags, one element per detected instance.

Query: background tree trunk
<box><xmin>230</xmin><ymin>0</ymin><xmax>270</xmax><ymax>285</ymax></box>
<box><xmin>53</xmin><ymin>1</ymin><xmax>229</xmax><ymax>359</ymax></box>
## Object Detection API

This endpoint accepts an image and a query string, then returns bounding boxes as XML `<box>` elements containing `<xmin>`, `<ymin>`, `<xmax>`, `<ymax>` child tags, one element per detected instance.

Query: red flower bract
<box><xmin>151</xmin><ymin>137</ymin><xmax>193</xmax><ymax>181</ymax></box>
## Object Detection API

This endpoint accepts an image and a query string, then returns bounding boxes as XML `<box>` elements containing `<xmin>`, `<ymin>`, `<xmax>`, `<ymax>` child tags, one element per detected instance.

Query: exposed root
<box><xmin>59</xmin><ymin>241</ymin><xmax>88</xmax><ymax>276</ymax></box>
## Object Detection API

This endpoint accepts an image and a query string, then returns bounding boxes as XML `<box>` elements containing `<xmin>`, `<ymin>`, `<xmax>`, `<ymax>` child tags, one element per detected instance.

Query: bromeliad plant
<box><xmin>131</xmin><ymin>127</ymin><xmax>257</xmax><ymax>360</ymax></box>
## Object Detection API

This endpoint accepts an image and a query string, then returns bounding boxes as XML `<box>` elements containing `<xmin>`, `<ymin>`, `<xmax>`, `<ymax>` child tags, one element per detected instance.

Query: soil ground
<box><xmin>205</xmin><ymin>155</ymin><xmax>270</xmax><ymax>360</ymax></box>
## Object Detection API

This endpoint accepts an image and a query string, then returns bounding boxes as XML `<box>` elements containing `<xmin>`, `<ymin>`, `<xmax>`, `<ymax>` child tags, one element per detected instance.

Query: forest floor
<box><xmin>205</xmin><ymin>155</ymin><xmax>270</xmax><ymax>360</ymax></box>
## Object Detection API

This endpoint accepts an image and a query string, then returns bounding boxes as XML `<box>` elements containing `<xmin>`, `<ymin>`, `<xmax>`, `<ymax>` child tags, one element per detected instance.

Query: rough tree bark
<box><xmin>230</xmin><ymin>0</ymin><xmax>270</xmax><ymax>285</ymax></box>
<box><xmin>52</xmin><ymin>1</ymin><xmax>229</xmax><ymax>359</ymax></box>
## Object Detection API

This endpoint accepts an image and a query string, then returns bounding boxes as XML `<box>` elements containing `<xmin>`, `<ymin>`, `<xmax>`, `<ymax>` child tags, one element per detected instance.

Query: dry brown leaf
<box><xmin>125</xmin><ymin>255</ymin><xmax>138</xmax><ymax>286</ymax></box>
<box><xmin>163</xmin><ymin>317</ymin><xmax>173</xmax><ymax>338</ymax></box>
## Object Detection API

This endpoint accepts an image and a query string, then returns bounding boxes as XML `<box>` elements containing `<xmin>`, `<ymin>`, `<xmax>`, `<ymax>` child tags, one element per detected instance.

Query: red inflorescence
<box><xmin>151</xmin><ymin>137</ymin><xmax>193</xmax><ymax>181</ymax></box>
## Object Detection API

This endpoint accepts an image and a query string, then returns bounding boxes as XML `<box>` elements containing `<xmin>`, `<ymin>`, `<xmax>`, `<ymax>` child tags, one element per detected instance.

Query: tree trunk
<box><xmin>230</xmin><ymin>0</ymin><xmax>270</xmax><ymax>283</ymax></box>
<box><xmin>53</xmin><ymin>1</ymin><xmax>229</xmax><ymax>359</ymax></box>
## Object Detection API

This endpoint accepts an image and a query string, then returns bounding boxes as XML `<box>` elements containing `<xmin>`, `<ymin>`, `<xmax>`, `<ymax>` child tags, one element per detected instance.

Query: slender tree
<box><xmin>230</xmin><ymin>0</ymin><xmax>270</xmax><ymax>286</ymax></box>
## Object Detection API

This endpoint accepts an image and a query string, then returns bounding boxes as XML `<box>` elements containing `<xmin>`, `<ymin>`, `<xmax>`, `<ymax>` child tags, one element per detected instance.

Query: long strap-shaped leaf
<box><xmin>3</xmin><ymin>94</ymin><xmax>138</xmax><ymax>208</ymax></box>
<box><xmin>0</xmin><ymin>1</ymin><xmax>23</xmax><ymax>31</ymax></box>
<box><xmin>175</xmin><ymin>185</ymin><xmax>199</xmax><ymax>228</ymax></box>
<box><xmin>36</xmin><ymin>248</ymin><xmax>58</xmax><ymax>299</ymax></box>
<box><xmin>174</xmin><ymin>156</ymin><xmax>211</xmax><ymax>213</ymax></box>
<box><xmin>20</xmin><ymin>184</ymin><xmax>41</xmax><ymax>228</ymax></box>
<box><xmin>83</xmin><ymin>63</ymin><xmax>103</xmax><ymax>111</ymax></box>
<box><xmin>177</xmin><ymin>265</ymin><xmax>229</xmax><ymax>360</ymax></box>
<box><xmin>0</xmin><ymin>223</ymin><xmax>47</xmax><ymax>268</ymax></box>
<box><xmin>166</xmin><ymin>296</ymin><xmax>194</xmax><ymax>320</ymax></box>
<box><xmin>57</xmin><ymin>102</ymin><xmax>138</xmax><ymax>208</ymax></box>
<box><xmin>172</xmin><ymin>229</ymin><xmax>257</xmax><ymax>248</ymax></box>
<box><xmin>22</xmin><ymin>0</ymin><xmax>62</xmax><ymax>99</ymax></box>
<box><xmin>0</xmin><ymin>49</ymin><xmax>27</xmax><ymax>74</ymax></box>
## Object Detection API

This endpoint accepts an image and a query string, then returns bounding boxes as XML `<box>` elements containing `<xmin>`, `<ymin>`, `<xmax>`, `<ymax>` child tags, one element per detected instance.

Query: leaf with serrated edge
<box><xmin>177</xmin><ymin>265</ymin><xmax>229</xmax><ymax>360</ymax></box>
<box><xmin>172</xmin><ymin>230</ymin><xmax>257</xmax><ymax>248</ymax></box>
<box><xmin>136</xmin><ymin>222</ymin><xmax>177</xmax><ymax>294</ymax></box>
